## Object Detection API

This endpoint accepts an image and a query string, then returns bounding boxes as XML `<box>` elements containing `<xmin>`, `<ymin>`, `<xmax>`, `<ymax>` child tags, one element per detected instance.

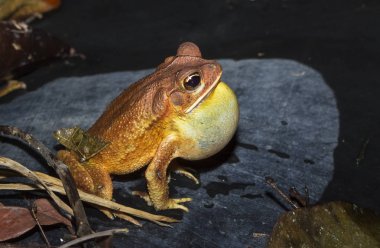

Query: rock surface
<box><xmin>0</xmin><ymin>59</ymin><xmax>338</xmax><ymax>247</ymax></box>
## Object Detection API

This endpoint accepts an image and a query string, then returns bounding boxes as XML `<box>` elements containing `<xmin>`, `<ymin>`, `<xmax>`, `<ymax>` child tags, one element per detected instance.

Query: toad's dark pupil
<box><xmin>184</xmin><ymin>74</ymin><xmax>201</xmax><ymax>90</ymax></box>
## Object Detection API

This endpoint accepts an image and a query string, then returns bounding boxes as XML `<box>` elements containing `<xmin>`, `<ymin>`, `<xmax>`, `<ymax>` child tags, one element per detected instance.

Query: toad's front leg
<box><xmin>144</xmin><ymin>136</ymin><xmax>192</xmax><ymax>211</ymax></box>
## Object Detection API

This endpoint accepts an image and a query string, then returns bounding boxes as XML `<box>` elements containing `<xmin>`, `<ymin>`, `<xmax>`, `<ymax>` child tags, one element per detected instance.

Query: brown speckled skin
<box><xmin>57</xmin><ymin>42</ymin><xmax>225</xmax><ymax>211</ymax></box>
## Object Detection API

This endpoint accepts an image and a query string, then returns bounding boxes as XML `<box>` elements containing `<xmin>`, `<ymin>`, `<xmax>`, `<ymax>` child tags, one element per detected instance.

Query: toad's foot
<box><xmin>171</xmin><ymin>164</ymin><xmax>199</xmax><ymax>185</ymax></box>
<box><xmin>132</xmin><ymin>191</ymin><xmax>192</xmax><ymax>212</ymax></box>
<box><xmin>166</xmin><ymin>198</ymin><xmax>192</xmax><ymax>212</ymax></box>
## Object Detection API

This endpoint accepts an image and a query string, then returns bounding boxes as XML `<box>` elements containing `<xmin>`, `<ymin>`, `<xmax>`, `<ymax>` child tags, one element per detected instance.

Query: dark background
<box><xmin>1</xmin><ymin>0</ymin><xmax>380</xmax><ymax>245</ymax></box>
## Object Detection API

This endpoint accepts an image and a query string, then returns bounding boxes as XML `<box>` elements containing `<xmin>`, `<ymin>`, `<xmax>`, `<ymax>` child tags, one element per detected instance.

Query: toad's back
<box><xmin>86</xmin><ymin>75</ymin><xmax>171</xmax><ymax>175</ymax></box>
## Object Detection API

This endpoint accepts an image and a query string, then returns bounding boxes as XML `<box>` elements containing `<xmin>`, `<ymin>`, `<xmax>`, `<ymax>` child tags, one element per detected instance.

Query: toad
<box><xmin>57</xmin><ymin>42</ymin><xmax>239</xmax><ymax>211</ymax></box>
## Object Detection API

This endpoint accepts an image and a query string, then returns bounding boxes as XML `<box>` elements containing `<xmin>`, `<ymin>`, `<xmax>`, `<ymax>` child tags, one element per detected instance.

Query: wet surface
<box><xmin>240</xmin><ymin>193</ymin><xmax>264</xmax><ymax>200</ymax></box>
<box><xmin>237</xmin><ymin>142</ymin><xmax>259</xmax><ymax>151</ymax></box>
<box><xmin>204</xmin><ymin>181</ymin><xmax>255</xmax><ymax>198</ymax></box>
<box><xmin>0</xmin><ymin>59</ymin><xmax>339</xmax><ymax>247</ymax></box>
<box><xmin>1</xmin><ymin>0</ymin><xmax>380</xmax><ymax>247</ymax></box>
<box><xmin>304</xmin><ymin>159</ymin><xmax>315</xmax><ymax>165</ymax></box>
<box><xmin>267</xmin><ymin>149</ymin><xmax>290</xmax><ymax>159</ymax></box>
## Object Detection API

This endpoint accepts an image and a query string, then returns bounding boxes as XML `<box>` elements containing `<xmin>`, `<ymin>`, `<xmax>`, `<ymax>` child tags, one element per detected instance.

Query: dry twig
<box><xmin>0</xmin><ymin>157</ymin><xmax>72</xmax><ymax>215</ymax></box>
<box><xmin>0</xmin><ymin>157</ymin><xmax>178</xmax><ymax>226</ymax></box>
<box><xmin>0</xmin><ymin>125</ymin><xmax>92</xmax><ymax>238</ymax></box>
<box><xmin>58</xmin><ymin>228</ymin><xmax>128</xmax><ymax>248</ymax></box>
<box><xmin>265</xmin><ymin>177</ymin><xmax>299</xmax><ymax>209</ymax></box>
<box><xmin>31</xmin><ymin>204</ymin><xmax>51</xmax><ymax>247</ymax></box>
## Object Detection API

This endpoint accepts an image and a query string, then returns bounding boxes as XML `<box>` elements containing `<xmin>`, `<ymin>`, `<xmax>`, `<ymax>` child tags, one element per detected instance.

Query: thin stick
<box><xmin>0</xmin><ymin>157</ymin><xmax>73</xmax><ymax>215</ymax></box>
<box><xmin>0</xmin><ymin>157</ymin><xmax>178</xmax><ymax>225</ymax></box>
<box><xmin>0</xmin><ymin>180</ymin><xmax>178</xmax><ymax>226</ymax></box>
<box><xmin>0</xmin><ymin>125</ymin><xmax>92</xmax><ymax>238</ymax></box>
<box><xmin>58</xmin><ymin>228</ymin><xmax>128</xmax><ymax>248</ymax></box>
<box><xmin>105</xmin><ymin>210</ymin><xmax>142</xmax><ymax>227</ymax></box>
<box><xmin>289</xmin><ymin>186</ymin><xmax>309</xmax><ymax>207</ymax></box>
<box><xmin>252</xmin><ymin>232</ymin><xmax>269</xmax><ymax>238</ymax></box>
<box><xmin>265</xmin><ymin>177</ymin><xmax>299</xmax><ymax>209</ymax></box>
<box><xmin>33</xmin><ymin>171</ymin><xmax>178</xmax><ymax>225</ymax></box>
<box><xmin>31</xmin><ymin>204</ymin><xmax>51</xmax><ymax>248</ymax></box>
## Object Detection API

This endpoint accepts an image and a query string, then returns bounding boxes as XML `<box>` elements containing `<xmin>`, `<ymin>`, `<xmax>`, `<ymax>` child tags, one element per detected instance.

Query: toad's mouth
<box><xmin>185</xmin><ymin>78</ymin><xmax>221</xmax><ymax>114</ymax></box>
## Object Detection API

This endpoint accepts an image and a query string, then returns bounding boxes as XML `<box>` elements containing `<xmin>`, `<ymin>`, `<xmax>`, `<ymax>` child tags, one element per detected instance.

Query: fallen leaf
<box><xmin>0</xmin><ymin>199</ymin><xmax>74</xmax><ymax>241</ymax></box>
<box><xmin>267</xmin><ymin>201</ymin><xmax>380</xmax><ymax>248</ymax></box>
<box><xmin>34</xmin><ymin>198</ymin><xmax>73</xmax><ymax>232</ymax></box>
<box><xmin>0</xmin><ymin>0</ymin><xmax>61</xmax><ymax>20</ymax></box>
<box><xmin>0</xmin><ymin>20</ymin><xmax>75</xmax><ymax>80</ymax></box>
<box><xmin>0</xmin><ymin>206</ymin><xmax>36</xmax><ymax>241</ymax></box>
<box><xmin>0</xmin><ymin>20</ymin><xmax>77</xmax><ymax>96</ymax></box>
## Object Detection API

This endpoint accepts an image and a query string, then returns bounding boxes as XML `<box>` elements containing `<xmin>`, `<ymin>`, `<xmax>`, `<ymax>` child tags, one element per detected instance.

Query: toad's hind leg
<box><xmin>57</xmin><ymin>150</ymin><xmax>115</xmax><ymax>218</ymax></box>
<box><xmin>139</xmin><ymin>136</ymin><xmax>192</xmax><ymax>211</ymax></box>
<box><xmin>57</xmin><ymin>150</ymin><xmax>113</xmax><ymax>200</ymax></box>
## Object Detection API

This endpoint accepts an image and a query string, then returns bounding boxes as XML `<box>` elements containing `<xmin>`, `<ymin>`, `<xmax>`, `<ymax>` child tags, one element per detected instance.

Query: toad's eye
<box><xmin>184</xmin><ymin>73</ymin><xmax>201</xmax><ymax>91</ymax></box>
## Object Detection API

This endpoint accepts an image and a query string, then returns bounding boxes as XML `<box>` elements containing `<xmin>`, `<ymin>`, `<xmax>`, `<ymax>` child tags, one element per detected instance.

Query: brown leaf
<box><xmin>0</xmin><ymin>0</ymin><xmax>61</xmax><ymax>21</ymax></box>
<box><xmin>34</xmin><ymin>198</ymin><xmax>73</xmax><ymax>231</ymax></box>
<box><xmin>0</xmin><ymin>206</ymin><xmax>36</xmax><ymax>241</ymax></box>
<box><xmin>0</xmin><ymin>199</ymin><xmax>73</xmax><ymax>241</ymax></box>
<box><xmin>0</xmin><ymin>20</ymin><xmax>76</xmax><ymax>82</ymax></box>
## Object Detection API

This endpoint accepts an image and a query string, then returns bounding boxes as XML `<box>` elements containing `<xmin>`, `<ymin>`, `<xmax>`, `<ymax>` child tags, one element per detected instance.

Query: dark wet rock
<box><xmin>267</xmin><ymin>149</ymin><xmax>290</xmax><ymax>159</ymax></box>
<box><xmin>203</xmin><ymin>201</ymin><xmax>215</xmax><ymax>209</ymax></box>
<box><xmin>217</xmin><ymin>175</ymin><xmax>228</xmax><ymax>182</ymax></box>
<box><xmin>226</xmin><ymin>153</ymin><xmax>240</xmax><ymax>164</ymax></box>
<box><xmin>240</xmin><ymin>193</ymin><xmax>263</xmax><ymax>200</ymax></box>
<box><xmin>304</xmin><ymin>159</ymin><xmax>315</xmax><ymax>165</ymax></box>
<box><xmin>237</xmin><ymin>142</ymin><xmax>259</xmax><ymax>151</ymax></box>
<box><xmin>204</xmin><ymin>181</ymin><xmax>255</xmax><ymax>198</ymax></box>
<box><xmin>0</xmin><ymin>59</ymin><xmax>339</xmax><ymax>247</ymax></box>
